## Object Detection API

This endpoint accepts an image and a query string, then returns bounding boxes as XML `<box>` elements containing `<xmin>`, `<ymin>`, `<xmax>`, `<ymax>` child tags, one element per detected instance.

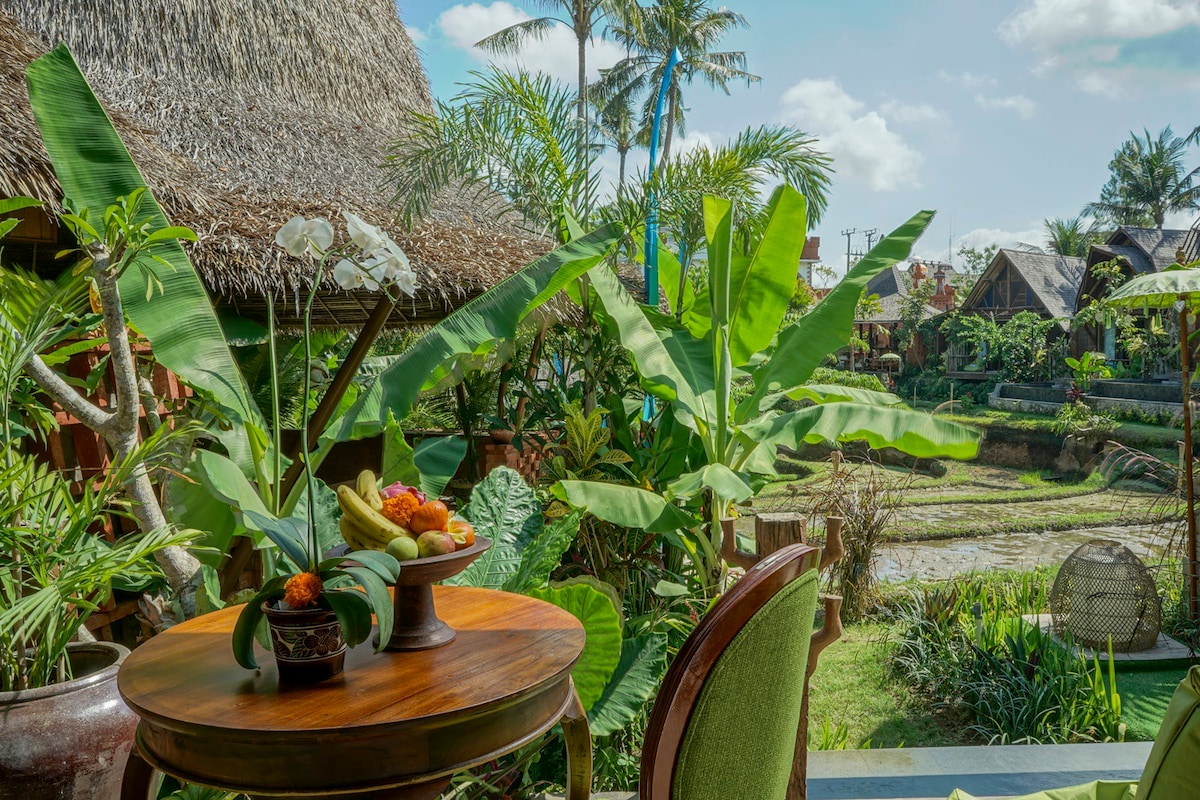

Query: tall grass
<box><xmin>889</xmin><ymin>572</ymin><xmax>1124</xmax><ymax>744</ymax></box>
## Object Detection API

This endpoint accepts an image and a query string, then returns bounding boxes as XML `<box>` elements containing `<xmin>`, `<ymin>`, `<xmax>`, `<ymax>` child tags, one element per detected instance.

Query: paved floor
<box><xmin>544</xmin><ymin>741</ymin><xmax>1153</xmax><ymax>800</ymax></box>
<box><xmin>806</xmin><ymin>741</ymin><xmax>1152</xmax><ymax>799</ymax></box>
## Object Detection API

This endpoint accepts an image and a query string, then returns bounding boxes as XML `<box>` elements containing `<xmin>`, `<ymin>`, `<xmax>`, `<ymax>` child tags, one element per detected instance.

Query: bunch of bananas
<box><xmin>335</xmin><ymin>470</ymin><xmax>413</xmax><ymax>552</ymax></box>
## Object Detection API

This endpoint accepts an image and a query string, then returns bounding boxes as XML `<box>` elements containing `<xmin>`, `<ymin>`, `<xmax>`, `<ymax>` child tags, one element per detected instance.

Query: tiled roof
<box><xmin>1106</xmin><ymin>227</ymin><xmax>1190</xmax><ymax>274</ymax></box>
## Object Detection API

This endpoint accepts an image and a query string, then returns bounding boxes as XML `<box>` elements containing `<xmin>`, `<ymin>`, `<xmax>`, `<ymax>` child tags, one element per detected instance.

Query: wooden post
<box><xmin>788</xmin><ymin>516</ymin><xmax>845</xmax><ymax>800</ymax></box>
<box><xmin>755</xmin><ymin>513</ymin><xmax>808</xmax><ymax>558</ymax></box>
<box><xmin>720</xmin><ymin>518</ymin><xmax>760</xmax><ymax>571</ymax></box>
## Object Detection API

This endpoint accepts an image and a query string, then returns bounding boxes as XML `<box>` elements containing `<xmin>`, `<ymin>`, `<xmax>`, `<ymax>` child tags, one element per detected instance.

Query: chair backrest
<box><xmin>640</xmin><ymin>543</ymin><xmax>821</xmax><ymax>800</ymax></box>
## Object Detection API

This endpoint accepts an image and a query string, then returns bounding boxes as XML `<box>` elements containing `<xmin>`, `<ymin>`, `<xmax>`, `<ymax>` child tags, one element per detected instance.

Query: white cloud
<box><xmin>437</xmin><ymin>2</ymin><xmax>624</xmax><ymax>85</ymax></box>
<box><xmin>405</xmin><ymin>24</ymin><xmax>427</xmax><ymax>45</ymax></box>
<box><xmin>938</xmin><ymin>70</ymin><xmax>998</xmax><ymax>89</ymax></box>
<box><xmin>880</xmin><ymin>100</ymin><xmax>946</xmax><ymax>124</ymax></box>
<box><xmin>673</xmin><ymin>130</ymin><xmax>718</xmax><ymax>156</ymax></box>
<box><xmin>954</xmin><ymin>225</ymin><xmax>1047</xmax><ymax>255</ymax></box>
<box><xmin>779</xmin><ymin>78</ymin><xmax>923</xmax><ymax>192</ymax></box>
<box><xmin>974</xmin><ymin>93</ymin><xmax>1037</xmax><ymax>118</ymax></box>
<box><xmin>1001</xmin><ymin>0</ymin><xmax>1200</xmax><ymax>49</ymax></box>
<box><xmin>1000</xmin><ymin>0</ymin><xmax>1200</xmax><ymax>94</ymax></box>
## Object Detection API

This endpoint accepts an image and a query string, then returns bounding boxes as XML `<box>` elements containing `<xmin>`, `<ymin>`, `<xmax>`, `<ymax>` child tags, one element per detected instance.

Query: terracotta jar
<box><xmin>263</xmin><ymin>602</ymin><xmax>346</xmax><ymax>682</ymax></box>
<box><xmin>0</xmin><ymin>642</ymin><xmax>138</xmax><ymax>800</ymax></box>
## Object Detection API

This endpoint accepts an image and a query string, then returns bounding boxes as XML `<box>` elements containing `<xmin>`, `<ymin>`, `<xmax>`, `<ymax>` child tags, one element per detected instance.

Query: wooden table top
<box><xmin>118</xmin><ymin>585</ymin><xmax>586</xmax><ymax>734</ymax></box>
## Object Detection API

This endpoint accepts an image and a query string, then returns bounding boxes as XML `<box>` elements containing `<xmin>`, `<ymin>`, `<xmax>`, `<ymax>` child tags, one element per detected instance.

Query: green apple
<box><xmin>385</xmin><ymin>535</ymin><xmax>420</xmax><ymax>562</ymax></box>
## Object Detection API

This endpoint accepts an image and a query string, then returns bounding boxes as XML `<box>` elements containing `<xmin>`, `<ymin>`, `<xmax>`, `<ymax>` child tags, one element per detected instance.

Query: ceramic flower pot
<box><xmin>0</xmin><ymin>642</ymin><xmax>137</xmax><ymax>800</ymax></box>
<box><xmin>262</xmin><ymin>602</ymin><xmax>346</xmax><ymax>683</ymax></box>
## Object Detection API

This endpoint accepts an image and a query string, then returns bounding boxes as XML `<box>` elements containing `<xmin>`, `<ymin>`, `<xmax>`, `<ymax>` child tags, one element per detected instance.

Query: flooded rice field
<box><xmin>878</xmin><ymin>522</ymin><xmax>1178</xmax><ymax>582</ymax></box>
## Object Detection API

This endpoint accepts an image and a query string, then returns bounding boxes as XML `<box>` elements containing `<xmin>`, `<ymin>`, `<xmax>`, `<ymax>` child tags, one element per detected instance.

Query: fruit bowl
<box><xmin>379</xmin><ymin>536</ymin><xmax>492</xmax><ymax>651</ymax></box>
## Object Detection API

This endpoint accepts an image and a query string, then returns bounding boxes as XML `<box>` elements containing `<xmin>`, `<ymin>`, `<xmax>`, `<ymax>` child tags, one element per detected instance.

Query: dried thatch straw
<box><xmin>0</xmin><ymin>2</ymin><xmax>553</xmax><ymax>327</ymax></box>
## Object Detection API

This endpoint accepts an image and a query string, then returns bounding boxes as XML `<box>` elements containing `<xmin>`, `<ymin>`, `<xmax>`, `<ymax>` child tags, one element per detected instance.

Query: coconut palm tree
<box><xmin>593</xmin><ymin>95</ymin><xmax>643</xmax><ymax>195</ymax></box>
<box><xmin>596</xmin><ymin>0</ymin><xmax>758</xmax><ymax>167</ymax></box>
<box><xmin>1086</xmin><ymin>126</ymin><xmax>1200</xmax><ymax>229</ymax></box>
<box><xmin>388</xmin><ymin>68</ymin><xmax>596</xmax><ymax>235</ymax></box>
<box><xmin>474</xmin><ymin>0</ymin><xmax>632</xmax><ymax>179</ymax></box>
<box><xmin>605</xmin><ymin>124</ymin><xmax>832</xmax><ymax>269</ymax></box>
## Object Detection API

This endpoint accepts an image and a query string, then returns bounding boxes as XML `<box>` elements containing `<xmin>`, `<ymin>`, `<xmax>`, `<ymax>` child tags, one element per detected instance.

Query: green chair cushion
<box><xmin>672</xmin><ymin>569</ymin><xmax>819</xmax><ymax>800</ymax></box>
<box><xmin>1135</xmin><ymin>665</ymin><xmax>1200</xmax><ymax>800</ymax></box>
<box><xmin>949</xmin><ymin>781</ymin><xmax>1137</xmax><ymax>800</ymax></box>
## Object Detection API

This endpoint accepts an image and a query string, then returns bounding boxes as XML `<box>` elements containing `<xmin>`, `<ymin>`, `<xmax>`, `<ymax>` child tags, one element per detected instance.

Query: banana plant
<box><xmin>552</xmin><ymin>185</ymin><xmax>979</xmax><ymax>582</ymax></box>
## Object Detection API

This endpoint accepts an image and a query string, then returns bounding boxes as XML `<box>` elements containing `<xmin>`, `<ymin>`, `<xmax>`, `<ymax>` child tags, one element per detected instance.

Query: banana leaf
<box><xmin>738</xmin><ymin>210</ymin><xmax>936</xmax><ymax>416</ymax></box>
<box><xmin>332</xmin><ymin>223</ymin><xmax>621</xmax><ymax>438</ymax></box>
<box><xmin>726</xmin><ymin>186</ymin><xmax>809</xmax><ymax>367</ymax></box>
<box><xmin>737</xmin><ymin>403</ymin><xmax>980</xmax><ymax>464</ymax></box>
<box><xmin>25</xmin><ymin>45</ymin><xmax>261</xmax><ymax>440</ymax></box>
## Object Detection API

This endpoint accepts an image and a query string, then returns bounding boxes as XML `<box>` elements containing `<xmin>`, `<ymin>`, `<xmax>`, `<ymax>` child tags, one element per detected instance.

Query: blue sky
<box><xmin>399</xmin><ymin>0</ymin><xmax>1200</xmax><ymax>273</ymax></box>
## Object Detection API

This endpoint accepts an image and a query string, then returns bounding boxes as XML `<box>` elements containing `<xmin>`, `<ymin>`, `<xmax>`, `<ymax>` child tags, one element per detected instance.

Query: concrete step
<box><xmin>542</xmin><ymin>741</ymin><xmax>1153</xmax><ymax>800</ymax></box>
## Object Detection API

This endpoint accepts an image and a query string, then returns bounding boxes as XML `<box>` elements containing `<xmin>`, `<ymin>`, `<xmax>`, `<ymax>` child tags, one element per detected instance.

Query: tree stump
<box><xmin>755</xmin><ymin>512</ymin><xmax>808</xmax><ymax>557</ymax></box>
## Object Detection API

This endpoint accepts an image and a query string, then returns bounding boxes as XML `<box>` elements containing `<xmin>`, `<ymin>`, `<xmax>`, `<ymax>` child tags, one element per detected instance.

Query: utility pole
<box><xmin>841</xmin><ymin>228</ymin><xmax>857</xmax><ymax>273</ymax></box>
<box><xmin>864</xmin><ymin>228</ymin><xmax>879</xmax><ymax>252</ymax></box>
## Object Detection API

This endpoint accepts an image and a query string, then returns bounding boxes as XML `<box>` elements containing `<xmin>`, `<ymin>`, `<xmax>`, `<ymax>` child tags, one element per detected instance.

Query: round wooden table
<box><xmin>118</xmin><ymin>586</ymin><xmax>591</xmax><ymax>800</ymax></box>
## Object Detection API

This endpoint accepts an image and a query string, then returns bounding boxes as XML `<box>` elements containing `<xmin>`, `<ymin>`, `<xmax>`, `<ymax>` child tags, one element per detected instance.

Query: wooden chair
<box><xmin>640</xmin><ymin>542</ymin><xmax>823</xmax><ymax>800</ymax></box>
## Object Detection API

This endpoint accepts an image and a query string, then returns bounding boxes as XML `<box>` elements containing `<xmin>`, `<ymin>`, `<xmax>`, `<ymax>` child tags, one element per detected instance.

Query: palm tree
<box><xmin>387</xmin><ymin>68</ymin><xmax>595</xmax><ymax>236</ymax></box>
<box><xmin>474</xmin><ymin>0</ymin><xmax>631</xmax><ymax>184</ymax></box>
<box><xmin>597</xmin><ymin>0</ymin><xmax>758</xmax><ymax>167</ymax></box>
<box><xmin>1021</xmin><ymin>215</ymin><xmax>1095</xmax><ymax>257</ymax></box>
<box><xmin>606</xmin><ymin>124</ymin><xmax>832</xmax><ymax>268</ymax></box>
<box><xmin>593</xmin><ymin>95</ymin><xmax>642</xmax><ymax>195</ymax></box>
<box><xmin>1086</xmin><ymin>126</ymin><xmax>1200</xmax><ymax>229</ymax></box>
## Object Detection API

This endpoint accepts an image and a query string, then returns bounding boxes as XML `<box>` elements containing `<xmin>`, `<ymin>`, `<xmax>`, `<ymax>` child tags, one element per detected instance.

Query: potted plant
<box><xmin>231</xmin><ymin>509</ymin><xmax>399</xmax><ymax>681</ymax></box>
<box><xmin>0</xmin><ymin>437</ymin><xmax>196</xmax><ymax>800</ymax></box>
<box><xmin>226</xmin><ymin>213</ymin><xmax>409</xmax><ymax>681</ymax></box>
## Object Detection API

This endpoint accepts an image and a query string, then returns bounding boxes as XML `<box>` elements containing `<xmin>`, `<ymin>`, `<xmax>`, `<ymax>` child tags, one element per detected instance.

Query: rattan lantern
<box><xmin>1050</xmin><ymin>539</ymin><xmax>1161</xmax><ymax>652</ymax></box>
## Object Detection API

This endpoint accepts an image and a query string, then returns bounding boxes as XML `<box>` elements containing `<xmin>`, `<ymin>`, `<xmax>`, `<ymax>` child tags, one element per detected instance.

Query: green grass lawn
<box><xmin>1118</xmin><ymin>668</ymin><xmax>1191</xmax><ymax>741</ymax></box>
<box><xmin>806</xmin><ymin>623</ymin><xmax>969</xmax><ymax>749</ymax></box>
<box><xmin>806</xmin><ymin>621</ymin><xmax>1190</xmax><ymax>749</ymax></box>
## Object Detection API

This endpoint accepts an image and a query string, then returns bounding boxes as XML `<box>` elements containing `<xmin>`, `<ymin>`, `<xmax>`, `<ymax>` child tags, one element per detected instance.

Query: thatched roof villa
<box><xmin>0</xmin><ymin>1</ymin><xmax>550</xmax><ymax>327</ymax></box>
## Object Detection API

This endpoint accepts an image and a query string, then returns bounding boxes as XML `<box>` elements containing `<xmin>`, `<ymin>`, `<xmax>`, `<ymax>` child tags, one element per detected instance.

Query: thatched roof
<box><xmin>0</xmin><ymin>2</ymin><xmax>552</xmax><ymax>327</ymax></box>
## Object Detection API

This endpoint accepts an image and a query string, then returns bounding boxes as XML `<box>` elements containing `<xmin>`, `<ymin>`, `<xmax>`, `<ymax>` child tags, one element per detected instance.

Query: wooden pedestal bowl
<box><xmin>379</xmin><ymin>537</ymin><xmax>492</xmax><ymax>651</ymax></box>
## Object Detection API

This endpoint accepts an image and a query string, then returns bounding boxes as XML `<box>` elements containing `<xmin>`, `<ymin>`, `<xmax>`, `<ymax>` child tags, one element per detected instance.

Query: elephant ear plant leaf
<box><xmin>561</xmin><ymin>185</ymin><xmax>979</xmax><ymax>583</ymax></box>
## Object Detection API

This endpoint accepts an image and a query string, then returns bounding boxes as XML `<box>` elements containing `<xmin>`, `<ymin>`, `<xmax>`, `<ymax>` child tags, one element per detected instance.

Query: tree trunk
<box><xmin>92</xmin><ymin>263</ymin><xmax>200</xmax><ymax>599</ymax></box>
<box><xmin>576</xmin><ymin>28</ymin><xmax>590</xmax><ymax>215</ymax></box>
<box><xmin>618</xmin><ymin>148</ymin><xmax>627</xmax><ymax>195</ymax></box>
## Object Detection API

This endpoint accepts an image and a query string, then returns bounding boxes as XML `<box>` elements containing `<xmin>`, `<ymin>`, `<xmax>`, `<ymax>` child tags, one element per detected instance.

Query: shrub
<box><xmin>889</xmin><ymin>572</ymin><xmax>1124</xmax><ymax>744</ymax></box>
<box><xmin>810</xmin><ymin>456</ymin><xmax>907</xmax><ymax>621</ymax></box>
<box><xmin>807</xmin><ymin>366</ymin><xmax>887</xmax><ymax>393</ymax></box>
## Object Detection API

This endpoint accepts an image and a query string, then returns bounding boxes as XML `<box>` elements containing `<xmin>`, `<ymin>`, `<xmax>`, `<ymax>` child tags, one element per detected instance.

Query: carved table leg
<box><xmin>561</xmin><ymin>679</ymin><xmax>592</xmax><ymax>800</ymax></box>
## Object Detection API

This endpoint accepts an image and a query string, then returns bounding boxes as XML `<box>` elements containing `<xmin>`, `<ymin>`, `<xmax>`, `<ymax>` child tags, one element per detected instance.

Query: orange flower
<box><xmin>381</xmin><ymin>492</ymin><xmax>419</xmax><ymax>528</ymax></box>
<box><xmin>283</xmin><ymin>572</ymin><xmax>323</xmax><ymax>609</ymax></box>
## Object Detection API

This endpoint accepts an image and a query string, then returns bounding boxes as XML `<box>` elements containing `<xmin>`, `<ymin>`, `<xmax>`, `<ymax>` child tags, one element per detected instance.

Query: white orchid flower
<box><xmin>275</xmin><ymin>216</ymin><xmax>309</xmax><ymax>257</ymax></box>
<box><xmin>392</xmin><ymin>268</ymin><xmax>417</xmax><ymax>297</ymax></box>
<box><xmin>342</xmin><ymin>210</ymin><xmax>387</xmax><ymax>253</ymax></box>
<box><xmin>332</xmin><ymin>258</ymin><xmax>366</xmax><ymax>290</ymax></box>
<box><xmin>275</xmin><ymin>216</ymin><xmax>333</xmax><ymax>258</ymax></box>
<box><xmin>377</xmin><ymin>236</ymin><xmax>417</xmax><ymax>295</ymax></box>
